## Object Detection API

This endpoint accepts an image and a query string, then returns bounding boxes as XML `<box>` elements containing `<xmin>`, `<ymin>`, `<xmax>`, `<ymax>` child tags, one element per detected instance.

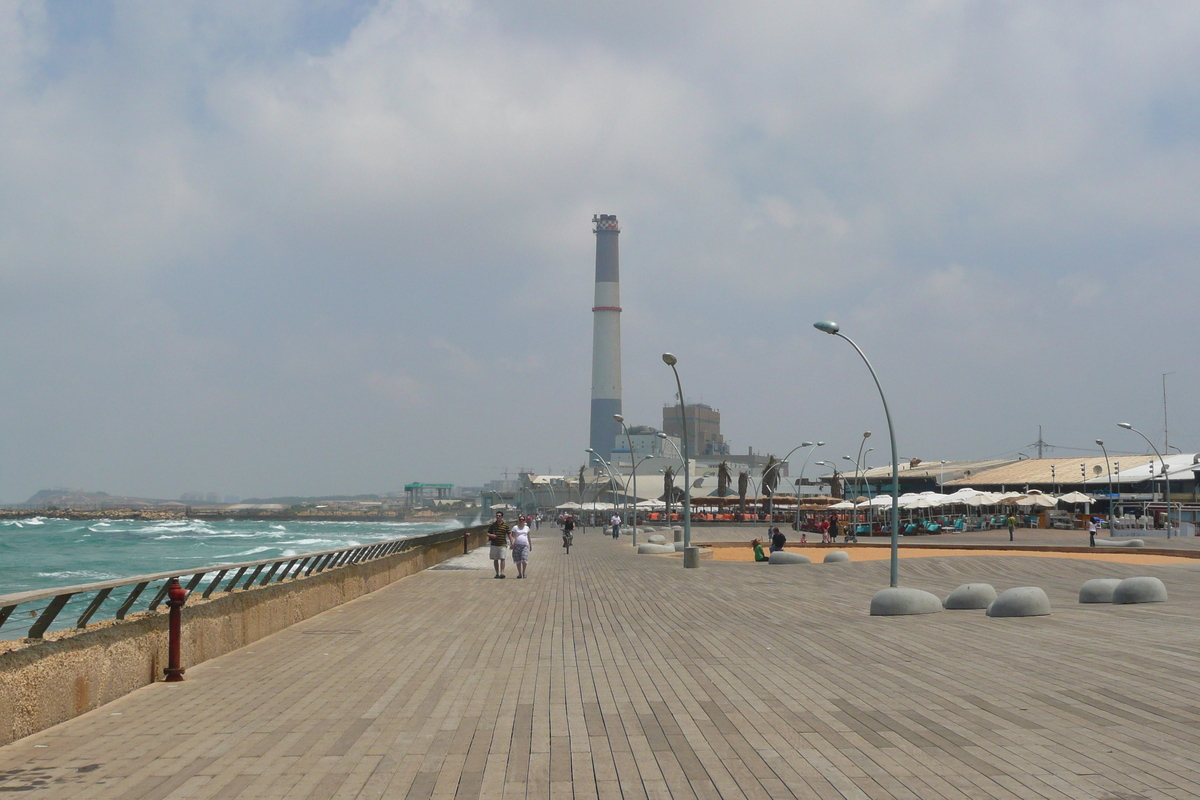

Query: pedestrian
<box><xmin>511</xmin><ymin>516</ymin><xmax>532</xmax><ymax>578</ymax></box>
<box><xmin>800</xmin><ymin>532</ymin><xmax>808</xmax><ymax>544</ymax></box>
<box><xmin>1007</xmin><ymin>513</ymin><xmax>1016</xmax><ymax>542</ymax></box>
<box><xmin>770</xmin><ymin>526</ymin><xmax>787</xmax><ymax>552</ymax></box>
<box><xmin>828</xmin><ymin>514</ymin><xmax>840</xmax><ymax>544</ymax></box>
<box><xmin>1088</xmin><ymin>517</ymin><xmax>1097</xmax><ymax>548</ymax></box>
<box><xmin>487</xmin><ymin>510</ymin><xmax>510</xmax><ymax>578</ymax></box>
<box><xmin>751</xmin><ymin>538</ymin><xmax>770</xmax><ymax>562</ymax></box>
<box><xmin>820</xmin><ymin>518</ymin><xmax>830</xmax><ymax>544</ymax></box>
<box><xmin>610</xmin><ymin>513</ymin><xmax>621</xmax><ymax>539</ymax></box>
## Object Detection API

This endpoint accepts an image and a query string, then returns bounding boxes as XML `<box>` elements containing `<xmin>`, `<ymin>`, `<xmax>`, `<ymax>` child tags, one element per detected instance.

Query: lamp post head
<box><xmin>655</xmin><ymin>431</ymin><xmax>666</xmax><ymax>438</ymax></box>
<box><xmin>1095</xmin><ymin>439</ymin><xmax>1104</xmax><ymax>446</ymax></box>
<box><xmin>813</xmin><ymin>320</ymin><xmax>840</xmax><ymax>335</ymax></box>
<box><xmin>613</xmin><ymin>414</ymin><xmax>624</xmax><ymax>423</ymax></box>
<box><xmin>802</xmin><ymin>441</ymin><xmax>814</xmax><ymax>447</ymax></box>
<box><xmin>817</xmin><ymin>441</ymin><xmax>825</xmax><ymax>446</ymax></box>
<box><xmin>662</xmin><ymin>352</ymin><xmax>678</xmax><ymax>366</ymax></box>
<box><xmin>842</xmin><ymin>455</ymin><xmax>853</xmax><ymax>462</ymax></box>
<box><xmin>815</xmin><ymin>460</ymin><xmax>828</xmax><ymax>466</ymax></box>
<box><xmin>863</xmin><ymin>431</ymin><xmax>872</xmax><ymax>438</ymax></box>
<box><xmin>1118</xmin><ymin>422</ymin><xmax>1133</xmax><ymax>430</ymax></box>
<box><xmin>586</xmin><ymin>448</ymin><xmax>595</xmax><ymax>453</ymax></box>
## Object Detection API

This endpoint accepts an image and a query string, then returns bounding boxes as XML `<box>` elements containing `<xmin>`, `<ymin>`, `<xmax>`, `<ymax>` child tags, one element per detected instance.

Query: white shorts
<box><xmin>490</xmin><ymin>545</ymin><xmax>509</xmax><ymax>561</ymax></box>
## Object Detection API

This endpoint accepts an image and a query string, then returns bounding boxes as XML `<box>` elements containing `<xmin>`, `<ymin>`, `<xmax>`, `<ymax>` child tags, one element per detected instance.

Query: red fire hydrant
<box><xmin>164</xmin><ymin>577</ymin><xmax>188</xmax><ymax>682</ymax></box>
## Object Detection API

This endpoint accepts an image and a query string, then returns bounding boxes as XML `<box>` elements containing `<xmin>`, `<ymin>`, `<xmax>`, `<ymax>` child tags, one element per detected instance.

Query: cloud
<box><xmin>0</xmin><ymin>0</ymin><xmax>1198</xmax><ymax>500</ymax></box>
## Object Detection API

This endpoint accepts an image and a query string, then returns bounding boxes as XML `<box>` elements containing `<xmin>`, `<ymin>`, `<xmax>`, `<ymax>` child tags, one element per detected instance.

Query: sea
<box><xmin>0</xmin><ymin>517</ymin><xmax>465</xmax><ymax>638</ymax></box>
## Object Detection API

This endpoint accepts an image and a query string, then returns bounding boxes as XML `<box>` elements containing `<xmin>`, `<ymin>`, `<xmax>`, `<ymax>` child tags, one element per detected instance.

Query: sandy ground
<box><xmin>708</xmin><ymin>546</ymin><xmax>1197</xmax><ymax>565</ymax></box>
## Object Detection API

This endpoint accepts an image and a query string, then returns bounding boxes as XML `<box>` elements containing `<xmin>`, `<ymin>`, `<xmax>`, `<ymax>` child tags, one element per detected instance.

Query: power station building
<box><xmin>588</xmin><ymin>214</ymin><xmax>623</xmax><ymax>462</ymax></box>
<box><xmin>662</xmin><ymin>403</ymin><xmax>730</xmax><ymax>456</ymax></box>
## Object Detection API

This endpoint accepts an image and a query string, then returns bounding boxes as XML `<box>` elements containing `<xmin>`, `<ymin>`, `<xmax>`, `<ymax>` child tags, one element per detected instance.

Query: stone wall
<box><xmin>0</xmin><ymin>525</ymin><xmax>486</xmax><ymax>745</ymax></box>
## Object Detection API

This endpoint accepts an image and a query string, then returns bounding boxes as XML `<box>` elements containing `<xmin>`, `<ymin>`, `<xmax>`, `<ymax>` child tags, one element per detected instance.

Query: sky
<box><xmin>1</xmin><ymin>0</ymin><xmax>1198</xmax><ymax>502</ymax></box>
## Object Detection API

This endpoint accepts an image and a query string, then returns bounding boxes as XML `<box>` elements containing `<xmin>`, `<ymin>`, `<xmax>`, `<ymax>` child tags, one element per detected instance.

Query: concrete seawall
<box><xmin>0</xmin><ymin>525</ymin><xmax>487</xmax><ymax>745</ymax></box>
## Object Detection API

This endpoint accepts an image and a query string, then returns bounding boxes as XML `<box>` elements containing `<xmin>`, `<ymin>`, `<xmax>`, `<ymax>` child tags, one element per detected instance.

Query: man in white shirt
<box><xmin>610</xmin><ymin>514</ymin><xmax>621</xmax><ymax>539</ymax></box>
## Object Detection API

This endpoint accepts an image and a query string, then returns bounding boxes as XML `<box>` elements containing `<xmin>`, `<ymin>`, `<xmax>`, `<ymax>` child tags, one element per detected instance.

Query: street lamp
<box><xmin>662</xmin><ymin>352</ymin><xmax>696</xmax><ymax>566</ymax></box>
<box><xmin>626</xmin><ymin>453</ymin><xmax>655</xmax><ymax>545</ymax></box>
<box><xmin>614</xmin><ymin>414</ymin><xmax>638</xmax><ymax>531</ymax></box>
<box><xmin>767</xmin><ymin>441</ymin><xmax>815</xmax><ymax>527</ymax></box>
<box><xmin>1118</xmin><ymin>423</ymin><xmax>1174</xmax><ymax>537</ymax></box>
<box><xmin>1096</xmin><ymin>440</ymin><xmax>1115</xmax><ymax>531</ymax></box>
<box><xmin>790</xmin><ymin>441</ymin><xmax>826</xmax><ymax>529</ymax></box>
<box><xmin>814</xmin><ymin>320</ymin><xmax>905</xmax><ymax>594</ymax></box>
<box><xmin>585</xmin><ymin>448</ymin><xmax>620</xmax><ymax>524</ymax></box>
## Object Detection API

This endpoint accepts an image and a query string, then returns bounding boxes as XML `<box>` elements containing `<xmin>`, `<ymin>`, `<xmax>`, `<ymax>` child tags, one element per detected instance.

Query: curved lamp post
<box><xmin>1118</xmin><ymin>423</ymin><xmax>1173</xmax><ymax>537</ymax></box>
<box><xmin>765</xmin><ymin>442</ymin><xmax>814</xmax><ymax>525</ymax></box>
<box><xmin>614</xmin><ymin>414</ymin><xmax>637</xmax><ymax>530</ymax></box>
<box><xmin>814</xmin><ymin>320</ymin><xmax>902</xmax><ymax>589</ymax></box>
<box><xmin>626</xmin><ymin>453</ymin><xmax>655</xmax><ymax>545</ymax></box>
<box><xmin>662</xmin><ymin>353</ymin><xmax>696</xmax><ymax>566</ymax></box>
<box><xmin>793</xmin><ymin>444</ymin><xmax>826</xmax><ymax>527</ymax></box>
<box><xmin>585</xmin><ymin>448</ymin><xmax>621</xmax><ymax>520</ymax></box>
<box><xmin>1095</xmin><ymin>439</ymin><xmax>1115</xmax><ymax>530</ymax></box>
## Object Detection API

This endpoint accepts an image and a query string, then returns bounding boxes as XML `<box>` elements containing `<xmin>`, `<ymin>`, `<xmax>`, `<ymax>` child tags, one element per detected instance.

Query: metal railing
<box><xmin>0</xmin><ymin>526</ymin><xmax>473</xmax><ymax>641</ymax></box>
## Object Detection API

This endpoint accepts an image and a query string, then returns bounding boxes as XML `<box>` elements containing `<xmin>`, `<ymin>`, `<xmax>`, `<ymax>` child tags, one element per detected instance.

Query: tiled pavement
<box><xmin>4</xmin><ymin>532</ymin><xmax>1200</xmax><ymax>799</ymax></box>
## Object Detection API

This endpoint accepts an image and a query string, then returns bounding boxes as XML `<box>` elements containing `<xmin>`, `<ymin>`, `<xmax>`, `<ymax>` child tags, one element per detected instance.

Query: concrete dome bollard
<box><xmin>769</xmin><ymin>551</ymin><xmax>812</xmax><ymax>564</ymax></box>
<box><xmin>870</xmin><ymin>588</ymin><xmax>944</xmax><ymax>616</ymax></box>
<box><xmin>823</xmin><ymin>550</ymin><xmax>850</xmax><ymax>563</ymax></box>
<box><xmin>943</xmin><ymin>584</ymin><xmax>997</xmax><ymax>610</ymax></box>
<box><xmin>637</xmin><ymin>544</ymin><xmax>676</xmax><ymax>555</ymax></box>
<box><xmin>1112</xmin><ymin>577</ymin><xmax>1168</xmax><ymax>604</ymax></box>
<box><xmin>987</xmin><ymin>587</ymin><xmax>1051</xmax><ymax>617</ymax></box>
<box><xmin>647</xmin><ymin>534</ymin><xmax>667</xmax><ymax>544</ymax></box>
<box><xmin>1078</xmin><ymin>578</ymin><xmax>1122</xmax><ymax>603</ymax></box>
<box><xmin>643</xmin><ymin>527</ymin><xmax>656</xmax><ymax>533</ymax></box>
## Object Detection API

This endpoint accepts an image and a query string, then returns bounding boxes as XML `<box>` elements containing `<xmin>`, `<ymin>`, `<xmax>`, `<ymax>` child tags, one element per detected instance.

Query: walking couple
<box><xmin>487</xmin><ymin>511</ymin><xmax>533</xmax><ymax>579</ymax></box>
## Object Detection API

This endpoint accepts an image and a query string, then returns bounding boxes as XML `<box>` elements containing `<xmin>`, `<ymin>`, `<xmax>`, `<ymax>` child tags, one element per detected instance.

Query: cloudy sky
<box><xmin>1</xmin><ymin>0</ymin><xmax>1197</xmax><ymax>502</ymax></box>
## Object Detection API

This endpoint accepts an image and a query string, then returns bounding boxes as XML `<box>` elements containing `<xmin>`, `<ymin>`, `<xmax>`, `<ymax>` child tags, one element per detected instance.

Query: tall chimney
<box><xmin>589</xmin><ymin>214</ymin><xmax>622</xmax><ymax>462</ymax></box>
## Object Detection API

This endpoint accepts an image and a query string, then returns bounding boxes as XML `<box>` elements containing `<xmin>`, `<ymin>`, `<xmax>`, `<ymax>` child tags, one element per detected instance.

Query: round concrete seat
<box><xmin>1078</xmin><ymin>578</ymin><xmax>1122</xmax><ymax>603</ymax></box>
<box><xmin>1094</xmin><ymin>538</ymin><xmax>1145</xmax><ymax>548</ymax></box>
<box><xmin>768</xmin><ymin>551</ymin><xmax>811</xmax><ymax>564</ymax></box>
<box><xmin>823</xmin><ymin>550</ymin><xmax>850</xmax><ymax>563</ymax></box>
<box><xmin>647</xmin><ymin>534</ymin><xmax>667</xmax><ymax>544</ymax></box>
<box><xmin>870</xmin><ymin>587</ymin><xmax>943</xmax><ymax>616</ymax></box>
<box><xmin>986</xmin><ymin>587</ymin><xmax>1051</xmax><ymax>617</ymax></box>
<box><xmin>643</xmin><ymin>527</ymin><xmax>656</xmax><ymax>533</ymax></box>
<box><xmin>1112</xmin><ymin>576</ymin><xmax>1168</xmax><ymax>604</ymax></box>
<box><xmin>943</xmin><ymin>583</ymin><xmax>997</xmax><ymax>610</ymax></box>
<box><xmin>637</xmin><ymin>544</ymin><xmax>675</xmax><ymax>555</ymax></box>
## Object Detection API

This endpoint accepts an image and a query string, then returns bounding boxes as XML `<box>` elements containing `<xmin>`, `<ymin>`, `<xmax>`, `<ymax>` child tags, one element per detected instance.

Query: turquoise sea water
<box><xmin>0</xmin><ymin>517</ymin><xmax>462</xmax><ymax>637</ymax></box>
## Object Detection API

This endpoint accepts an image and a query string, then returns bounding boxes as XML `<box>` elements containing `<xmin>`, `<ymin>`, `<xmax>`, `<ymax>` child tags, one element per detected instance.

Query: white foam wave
<box><xmin>37</xmin><ymin>570</ymin><xmax>120</xmax><ymax>581</ymax></box>
<box><xmin>212</xmin><ymin>546</ymin><xmax>276</xmax><ymax>558</ymax></box>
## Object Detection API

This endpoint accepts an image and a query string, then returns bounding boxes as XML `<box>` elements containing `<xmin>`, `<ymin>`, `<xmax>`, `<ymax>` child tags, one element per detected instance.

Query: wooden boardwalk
<box><xmin>4</xmin><ymin>532</ymin><xmax>1200</xmax><ymax>799</ymax></box>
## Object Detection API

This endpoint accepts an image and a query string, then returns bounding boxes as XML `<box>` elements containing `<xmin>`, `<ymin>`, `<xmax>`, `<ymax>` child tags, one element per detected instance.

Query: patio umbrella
<box><xmin>1058</xmin><ymin>491</ymin><xmax>1093</xmax><ymax>504</ymax></box>
<box><xmin>1015</xmin><ymin>494</ymin><xmax>1058</xmax><ymax>508</ymax></box>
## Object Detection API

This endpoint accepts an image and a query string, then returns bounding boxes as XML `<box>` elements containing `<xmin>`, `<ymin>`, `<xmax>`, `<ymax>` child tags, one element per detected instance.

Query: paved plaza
<box><xmin>4</xmin><ymin>531</ymin><xmax>1200</xmax><ymax>799</ymax></box>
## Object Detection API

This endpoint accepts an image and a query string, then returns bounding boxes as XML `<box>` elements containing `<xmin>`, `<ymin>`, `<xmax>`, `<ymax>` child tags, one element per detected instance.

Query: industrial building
<box><xmin>587</xmin><ymin>214</ymin><xmax>622</xmax><ymax>462</ymax></box>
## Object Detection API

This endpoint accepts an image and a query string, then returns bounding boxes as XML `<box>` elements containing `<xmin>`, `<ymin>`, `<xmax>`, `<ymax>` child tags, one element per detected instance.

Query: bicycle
<box><xmin>562</xmin><ymin>531</ymin><xmax>573</xmax><ymax>553</ymax></box>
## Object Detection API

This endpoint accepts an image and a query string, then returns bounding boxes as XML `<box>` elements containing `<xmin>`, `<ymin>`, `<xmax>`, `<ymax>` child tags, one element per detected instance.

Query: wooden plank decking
<box><xmin>3</xmin><ymin>532</ymin><xmax>1200</xmax><ymax>799</ymax></box>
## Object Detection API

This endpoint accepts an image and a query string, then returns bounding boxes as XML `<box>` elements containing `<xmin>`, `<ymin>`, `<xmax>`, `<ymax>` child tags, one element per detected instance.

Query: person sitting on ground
<box><xmin>751</xmin><ymin>538</ymin><xmax>770</xmax><ymax>562</ymax></box>
<box><xmin>770</xmin><ymin>526</ymin><xmax>787</xmax><ymax>552</ymax></box>
<box><xmin>800</xmin><ymin>532</ymin><xmax>808</xmax><ymax>544</ymax></box>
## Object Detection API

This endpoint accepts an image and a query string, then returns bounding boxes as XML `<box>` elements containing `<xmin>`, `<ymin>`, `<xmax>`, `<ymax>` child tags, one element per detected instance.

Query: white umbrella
<box><xmin>1016</xmin><ymin>494</ymin><xmax>1058</xmax><ymax>508</ymax></box>
<box><xmin>1058</xmin><ymin>491</ymin><xmax>1093</xmax><ymax>504</ymax></box>
<box><xmin>555</xmin><ymin>501</ymin><xmax>582</xmax><ymax>510</ymax></box>
<box><xmin>828</xmin><ymin>500</ymin><xmax>855</xmax><ymax>510</ymax></box>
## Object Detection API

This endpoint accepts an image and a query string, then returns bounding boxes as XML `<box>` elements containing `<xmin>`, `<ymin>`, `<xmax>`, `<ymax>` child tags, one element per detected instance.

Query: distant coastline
<box><xmin>0</xmin><ymin>507</ymin><xmax>465</xmax><ymax>524</ymax></box>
